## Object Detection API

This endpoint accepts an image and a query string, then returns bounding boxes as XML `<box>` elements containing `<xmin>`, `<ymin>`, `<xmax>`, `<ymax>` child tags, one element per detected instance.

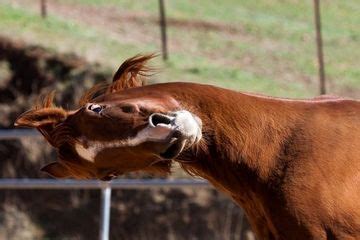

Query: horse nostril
<box><xmin>149</xmin><ymin>113</ymin><xmax>172</xmax><ymax>127</ymax></box>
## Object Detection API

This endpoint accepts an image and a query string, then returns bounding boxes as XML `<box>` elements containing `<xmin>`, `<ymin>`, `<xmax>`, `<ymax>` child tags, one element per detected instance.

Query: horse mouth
<box><xmin>149</xmin><ymin>111</ymin><xmax>202</xmax><ymax>159</ymax></box>
<box><xmin>160</xmin><ymin>137</ymin><xmax>186</xmax><ymax>159</ymax></box>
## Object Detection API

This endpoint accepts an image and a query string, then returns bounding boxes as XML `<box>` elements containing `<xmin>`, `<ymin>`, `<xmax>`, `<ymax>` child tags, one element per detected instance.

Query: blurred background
<box><xmin>0</xmin><ymin>0</ymin><xmax>358</xmax><ymax>239</ymax></box>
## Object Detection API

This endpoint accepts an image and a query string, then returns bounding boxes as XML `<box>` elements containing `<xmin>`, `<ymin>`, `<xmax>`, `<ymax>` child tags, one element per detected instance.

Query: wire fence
<box><xmin>36</xmin><ymin>0</ymin><xmax>326</xmax><ymax>94</ymax></box>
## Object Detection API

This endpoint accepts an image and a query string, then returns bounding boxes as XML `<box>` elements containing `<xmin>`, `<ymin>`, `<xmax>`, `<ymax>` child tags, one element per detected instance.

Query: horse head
<box><xmin>15</xmin><ymin>55</ymin><xmax>203</xmax><ymax>180</ymax></box>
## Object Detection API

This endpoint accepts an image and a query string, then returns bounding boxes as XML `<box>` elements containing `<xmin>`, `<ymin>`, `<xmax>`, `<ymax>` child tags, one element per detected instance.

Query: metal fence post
<box><xmin>99</xmin><ymin>185</ymin><xmax>112</xmax><ymax>240</ymax></box>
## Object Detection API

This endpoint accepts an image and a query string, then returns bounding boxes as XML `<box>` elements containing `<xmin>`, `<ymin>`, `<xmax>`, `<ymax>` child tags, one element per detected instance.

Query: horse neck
<box><xmin>175</xmin><ymin>85</ymin><xmax>302</xmax><ymax>198</ymax></box>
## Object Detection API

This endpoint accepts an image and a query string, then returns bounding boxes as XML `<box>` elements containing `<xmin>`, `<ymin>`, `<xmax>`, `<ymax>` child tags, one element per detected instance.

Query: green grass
<box><xmin>0</xmin><ymin>1</ymin><xmax>358</xmax><ymax>98</ymax></box>
<box><xmin>0</xmin><ymin>4</ymin><xmax>154</xmax><ymax>65</ymax></box>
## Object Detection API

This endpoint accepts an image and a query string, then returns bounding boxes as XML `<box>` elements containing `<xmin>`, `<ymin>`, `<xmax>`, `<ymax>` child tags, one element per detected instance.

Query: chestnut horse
<box><xmin>15</xmin><ymin>55</ymin><xmax>360</xmax><ymax>239</ymax></box>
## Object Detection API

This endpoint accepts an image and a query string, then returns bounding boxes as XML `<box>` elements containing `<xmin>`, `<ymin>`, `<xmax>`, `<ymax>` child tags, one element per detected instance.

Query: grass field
<box><xmin>0</xmin><ymin>0</ymin><xmax>359</xmax><ymax>98</ymax></box>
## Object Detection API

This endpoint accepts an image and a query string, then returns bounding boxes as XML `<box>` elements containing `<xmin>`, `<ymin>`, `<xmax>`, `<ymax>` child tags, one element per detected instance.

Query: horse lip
<box><xmin>171</xmin><ymin>129</ymin><xmax>183</xmax><ymax>138</ymax></box>
<box><xmin>147</xmin><ymin>111</ymin><xmax>202</xmax><ymax>158</ymax></box>
<box><xmin>160</xmin><ymin>137</ymin><xmax>186</xmax><ymax>159</ymax></box>
<box><xmin>159</xmin><ymin>130</ymin><xmax>187</xmax><ymax>159</ymax></box>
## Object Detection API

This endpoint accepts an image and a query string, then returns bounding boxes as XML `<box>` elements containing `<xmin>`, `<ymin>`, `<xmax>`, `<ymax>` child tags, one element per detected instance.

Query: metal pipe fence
<box><xmin>0</xmin><ymin>178</ymin><xmax>210</xmax><ymax>240</ymax></box>
<box><xmin>0</xmin><ymin>178</ymin><xmax>210</xmax><ymax>190</ymax></box>
<box><xmin>0</xmin><ymin>129</ymin><xmax>40</xmax><ymax>139</ymax></box>
<box><xmin>0</xmin><ymin>129</ymin><xmax>211</xmax><ymax>240</ymax></box>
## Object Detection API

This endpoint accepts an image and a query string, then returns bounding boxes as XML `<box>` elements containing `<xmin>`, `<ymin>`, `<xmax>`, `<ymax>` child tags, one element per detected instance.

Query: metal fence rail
<box><xmin>0</xmin><ymin>178</ymin><xmax>210</xmax><ymax>190</ymax></box>
<box><xmin>0</xmin><ymin>178</ymin><xmax>211</xmax><ymax>240</ymax></box>
<box><xmin>0</xmin><ymin>129</ymin><xmax>40</xmax><ymax>139</ymax></box>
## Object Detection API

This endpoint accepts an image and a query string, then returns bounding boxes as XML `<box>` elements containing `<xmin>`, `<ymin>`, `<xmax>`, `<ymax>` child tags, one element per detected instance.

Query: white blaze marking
<box><xmin>75</xmin><ymin>143</ymin><xmax>96</xmax><ymax>162</ymax></box>
<box><xmin>75</xmin><ymin>124</ymin><xmax>174</xmax><ymax>162</ymax></box>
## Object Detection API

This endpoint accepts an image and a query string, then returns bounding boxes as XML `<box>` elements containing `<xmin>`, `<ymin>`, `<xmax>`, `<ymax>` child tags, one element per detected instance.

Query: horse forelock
<box><xmin>32</xmin><ymin>90</ymin><xmax>57</xmax><ymax>110</ymax></box>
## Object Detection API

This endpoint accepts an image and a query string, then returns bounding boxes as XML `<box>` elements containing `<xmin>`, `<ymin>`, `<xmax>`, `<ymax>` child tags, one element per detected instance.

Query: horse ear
<box><xmin>14</xmin><ymin>108</ymin><xmax>67</xmax><ymax>128</ymax></box>
<box><xmin>40</xmin><ymin>162</ymin><xmax>72</xmax><ymax>179</ymax></box>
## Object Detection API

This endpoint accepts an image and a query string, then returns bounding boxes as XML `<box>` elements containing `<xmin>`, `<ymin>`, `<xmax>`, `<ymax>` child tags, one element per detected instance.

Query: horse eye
<box><xmin>88</xmin><ymin>104</ymin><xmax>103</xmax><ymax>113</ymax></box>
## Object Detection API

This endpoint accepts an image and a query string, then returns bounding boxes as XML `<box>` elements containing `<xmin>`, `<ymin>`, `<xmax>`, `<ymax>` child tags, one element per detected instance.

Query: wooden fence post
<box><xmin>159</xmin><ymin>0</ymin><xmax>168</xmax><ymax>61</ymax></box>
<box><xmin>313</xmin><ymin>0</ymin><xmax>326</xmax><ymax>95</ymax></box>
<box><xmin>40</xmin><ymin>0</ymin><xmax>47</xmax><ymax>18</ymax></box>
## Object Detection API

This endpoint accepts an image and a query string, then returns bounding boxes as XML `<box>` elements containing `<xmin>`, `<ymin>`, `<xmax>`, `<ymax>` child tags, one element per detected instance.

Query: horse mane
<box><xmin>30</xmin><ymin>54</ymin><xmax>157</xmax><ymax>109</ymax></box>
<box><xmin>78</xmin><ymin>54</ymin><xmax>157</xmax><ymax>106</ymax></box>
